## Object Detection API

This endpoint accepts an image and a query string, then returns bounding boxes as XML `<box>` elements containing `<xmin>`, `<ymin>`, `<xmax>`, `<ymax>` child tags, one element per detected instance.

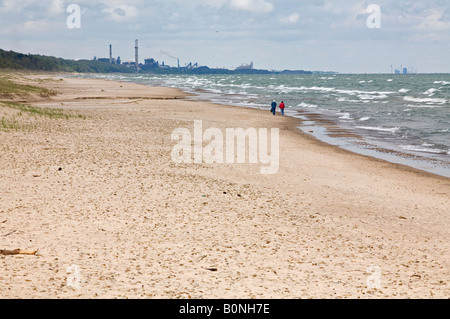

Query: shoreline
<box><xmin>71</xmin><ymin>73</ymin><xmax>450</xmax><ymax>181</ymax></box>
<box><xmin>0</xmin><ymin>73</ymin><xmax>449</xmax><ymax>299</ymax></box>
<box><xmin>184</xmin><ymin>86</ymin><xmax>450</xmax><ymax>179</ymax></box>
<box><xmin>76</xmin><ymin>72</ymin><xmax>450</xmax><ymax>179</ymax></box>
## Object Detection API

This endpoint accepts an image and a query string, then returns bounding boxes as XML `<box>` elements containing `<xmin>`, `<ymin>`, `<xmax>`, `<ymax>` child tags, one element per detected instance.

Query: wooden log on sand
<box><xmin>0</xmin><ymin>249</ymin><xmax>37</xmax><ymax>256</ymax></box>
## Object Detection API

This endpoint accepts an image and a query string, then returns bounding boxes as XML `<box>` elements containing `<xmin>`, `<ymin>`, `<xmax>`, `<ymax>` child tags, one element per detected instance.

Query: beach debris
<box><xmin>205</xmin><ymin>267</ymin><xmax>218</xmax><ymax>272</ymax></box>
<box><xmin>0</xmin><ymin>249</ymin><xmax>38</xmax><ymax>256</ymax></box>
<box><xmin>2</xmin><ymin>230</ymin><xmax>16</xmax><ymax>237</ymax></box>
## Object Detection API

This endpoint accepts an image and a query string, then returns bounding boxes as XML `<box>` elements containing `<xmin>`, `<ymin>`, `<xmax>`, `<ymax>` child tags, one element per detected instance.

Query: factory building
<box><xmin>95</xmin><ymin>44</ymin><xmax>121</xmax><ymax>65</ymax></box>
<box><xmin>236</xmin><ymin>62</ymin><xmax>254</xmax><ymax>70</ymax></box>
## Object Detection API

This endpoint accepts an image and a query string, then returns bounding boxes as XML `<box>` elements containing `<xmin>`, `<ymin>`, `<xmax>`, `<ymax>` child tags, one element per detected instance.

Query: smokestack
<box><xmin>109</xmin><ymin>44</ymin><xmax>113</xmax><ymax>64</ymax></box>
<box><xmin>135</xmin><ymin>39</ymin><xmax>139</xmax><ymax>73</ymax></box>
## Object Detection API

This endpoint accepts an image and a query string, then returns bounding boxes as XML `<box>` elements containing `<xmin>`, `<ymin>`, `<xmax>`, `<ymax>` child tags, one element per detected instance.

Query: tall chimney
<box><xmin>135</xmin><ymin>39</ymin><xmax>139</xmax><ymax>73</ymax></box>
<box><xmin>109</xmin><ymin>44</ymin><xmax>113</xmax><ymax>64</ymax></box>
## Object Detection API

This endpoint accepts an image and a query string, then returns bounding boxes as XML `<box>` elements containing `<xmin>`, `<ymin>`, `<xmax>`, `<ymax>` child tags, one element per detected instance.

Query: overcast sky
<box><xmin>1</xmin><ymin>0</ymin><xmax>450</xmax><ymax>73</ymax></box>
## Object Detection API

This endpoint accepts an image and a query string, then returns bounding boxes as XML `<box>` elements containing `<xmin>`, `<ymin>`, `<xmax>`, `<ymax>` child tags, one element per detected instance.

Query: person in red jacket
<box><xmin>279</xmin><ymin>101</ymin><xmax>285</xmax><ymax>116</ymax></box>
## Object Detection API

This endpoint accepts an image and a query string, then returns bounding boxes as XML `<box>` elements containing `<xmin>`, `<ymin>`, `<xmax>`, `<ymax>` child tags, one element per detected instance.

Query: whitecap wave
<box><xmin>338</xmin><ymin>112</ymin><xmax>352</xmax><ymax>120</ymax></box>
<box><xmin>401</xmin><ymin>145</ymin><xmax>447</xmax><ymax>154</ymax></box>
<box><xmin>434</xmin><ymin>81</ymin><xmax>450</xmax><ymax>85</ymax></box>
<box><xmin>404</xmin><ymin>96</ymin><xmax>447</xmax><ymax>104</ymax></box>
<box><xmin>356</xmin><ymin>126</ymin><xmax>400</xmax><ymax>133</ymax></box>
<box><xmin>423</xmin><ymin>88</ymin><xmax>439</xmax><ymax>96</ymax></box>
<box><xmin>406</xmin><ymin>104</ymin><xmax>442</xmax><ymax>108</ymax></box>
<box><xmin>297</xmin><ymin>102</ymin><xmax>317</xmax><ymax>108</ymax></box>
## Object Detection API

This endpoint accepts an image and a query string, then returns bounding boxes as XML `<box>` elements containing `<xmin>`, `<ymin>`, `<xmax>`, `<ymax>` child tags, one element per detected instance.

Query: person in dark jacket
<box><xmin>270</xmin><ymin>100</ymin><xmax>277</xmax><ymax>115</ymax></box>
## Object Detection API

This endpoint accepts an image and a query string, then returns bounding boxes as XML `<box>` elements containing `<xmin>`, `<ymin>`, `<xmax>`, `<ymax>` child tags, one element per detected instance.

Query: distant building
<box><xmin>122</xmin><ymin>61</ymin><xmax>136</xmax><ymax>68</ymax></box>
<box><xmin>394</xmin><ymin>67</ymin><xmax>408</xmax><ymax>74</ymax></box>
<box><xmin>97</xmin><ymin>58</ymin><xmax>110</xmax><ymax>63</ymax></box>
<box><xmin>145</xmin><ymin>58</ymin><xmax>159</xmax><ymax>67</ymax></box>
<box><xmin>160</xmin><ymin>61</ymin><xmax>170</xmax><ymax>69</ymax></box>
<box><xmin>236</xmin><ymin>62</ymin><xmax>253</xmax><ymax>70</ymax></box>
<box><xmin>97</xmin><ymin>57</ymin><xmax>119</xmax><ymax>64</ymax></box>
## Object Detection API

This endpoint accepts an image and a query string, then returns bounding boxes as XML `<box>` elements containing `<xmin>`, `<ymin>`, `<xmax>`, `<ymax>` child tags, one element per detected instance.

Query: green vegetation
<box><xmin>1</xmin><ymin>102</ymin><xmax>85</xmax><ymax>120</ymax></box>
<box><xmin>1</xmin><ymin>116</ymin><xmax>22</xmax><ymax>130</ymax></box>
<box><xmin>0</xmin><ymin>72</ymin><xmax>87</xmax><ymax>132</ymax></box>
<box><xmin>1</xmin><ymin>48</ymin><xmax>314</xmax><ymax>75</ymax></box>
<box><xmin>0</xmin><ymin>48</ymin><xmax>134</xmax><ymax>73</ymax></box>
<box><xmin>0</xmin><ymin>113</ymin><xmax>36</xmax><ymax>131</ymax></box>
<box><xmin>0</xmin><ymin>76</ymin><xmax>56</xmax><ymax>98</ymax></box>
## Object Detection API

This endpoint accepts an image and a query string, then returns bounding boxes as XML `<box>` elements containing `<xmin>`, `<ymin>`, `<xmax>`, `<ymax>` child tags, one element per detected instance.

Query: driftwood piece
<box><xmin>0</xmin><ymin>249</ymin><xmax>37</xmax><ymax>256</ymax></box>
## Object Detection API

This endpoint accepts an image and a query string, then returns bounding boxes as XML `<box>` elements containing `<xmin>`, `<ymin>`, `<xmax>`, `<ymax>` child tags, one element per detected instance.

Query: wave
<box><xmin>423</xmin><ymin>88</ymin><xmax>439</xmax><ymax>96</ymax></box>
<box><xmin>338</xmin><ymin>97</ymin><xmax>359</xmax><ymax>103</ymax></box>
<box><xmin>358</xmin><ymin>93</ymin><xmax>389</xmax><ymax>100</ymax></box>
<box><xmin>434</xmin><ymin>81</ymin><xmax>450</xmax><ymax>85</ymax></box>
<box><xmin>401</xmin><ymin>145</ymin><xmax>448</xmax><ymax>155</ymax></box>
<box><xmin>297</xmin><ymin>102</ymin><xmax>317</xmax><ymax>108</ymax></box>
<box><xmin>356</xmin><ymin>126</ymin><xmax>400</xmax><ymax>133</ymax></box>
<box><xmin>404</xmin><ymin>96</ymin><xmax>447</xmax><ymax>104</ymax></box>
<box><xmin>338</xmin><ymin>112</ymin><xmax>352</xmax><ymax>120</ymax></box>
<box><xmin>406</xmin><ymin>104</ymin><xmax>443</xmax><ymax>109</ymax></box>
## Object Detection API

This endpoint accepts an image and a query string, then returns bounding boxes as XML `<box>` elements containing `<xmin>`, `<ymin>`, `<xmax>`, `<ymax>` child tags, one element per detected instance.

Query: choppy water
<box><xmin>78</xmin><ymin>73</ymin><xmax>450</xmax><ymax>177</ymax></box>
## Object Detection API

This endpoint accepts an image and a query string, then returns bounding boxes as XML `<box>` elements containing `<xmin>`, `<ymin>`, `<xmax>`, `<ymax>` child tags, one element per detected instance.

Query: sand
<box><xmin>0</xmin><ymin>74</ymin><xmax>448</xmax><ymax>299</ymax></box>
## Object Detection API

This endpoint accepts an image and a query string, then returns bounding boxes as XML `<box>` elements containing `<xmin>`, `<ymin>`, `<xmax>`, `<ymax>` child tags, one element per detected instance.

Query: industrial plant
<box><xmin>94</xmin><ymin>41</ymin><xmax>312</xmax><ymax>75</ymax></box>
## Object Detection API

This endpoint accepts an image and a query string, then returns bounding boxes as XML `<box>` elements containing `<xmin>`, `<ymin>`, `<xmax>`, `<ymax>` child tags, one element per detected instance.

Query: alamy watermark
<box><xmin>67</xmin><ymin>264</ymin><xmax>82</xmax><ymax>289</ymax></box>
<box><xmin>66</xmin><ymin>4</ymin><xmax>81</xmax><ymax>29</ymax></box>
<box><xmin>171</xmin><ymin>120</ymin><xmax>280</xmax><ymax>175</ymax></box>
<box><xmin>366</xmin><ymin>4</ymin><xmax>381</xmax><ymax>29</ymax></box>
<box><xmin>366</xmin><ymin>265</ymin><xmax>382</xmax><ymax>289</ymax></box>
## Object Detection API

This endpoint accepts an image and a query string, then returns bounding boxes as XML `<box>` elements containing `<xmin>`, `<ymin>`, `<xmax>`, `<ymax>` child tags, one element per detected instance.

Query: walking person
<box><xmin>279</xmin><ymin>101</ymin><xmax>285</xmax><ymax>116</ymax></box>
<box><xmin>270</xmin><ymin>100</ymin><xmax>277</xmax><ymax>115</ymax></box>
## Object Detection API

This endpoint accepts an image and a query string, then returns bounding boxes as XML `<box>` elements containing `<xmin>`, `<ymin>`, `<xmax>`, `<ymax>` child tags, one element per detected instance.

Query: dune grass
<box><xmin>0</xmin><ymin>115</ymin><xmax>35</xmax><ymax>131</ymax></box>
<box><xmin>0</xmin><ymin>102</ymin><xmax>86</xmax><ymax>131</ymax></box>
<box><xmin>1</xmin><ymin>101</ymin><xmax>73</xmax><ymax>119</ymax></box>
<box><xmin>0</xmin><ymin>73</ymin><xmax>85</xmax><ymax>131</ymax></box>
<box><xmin>0</xmin><ymin>76</ymin><xmax>57</xmax><ymax>98</ymax></box>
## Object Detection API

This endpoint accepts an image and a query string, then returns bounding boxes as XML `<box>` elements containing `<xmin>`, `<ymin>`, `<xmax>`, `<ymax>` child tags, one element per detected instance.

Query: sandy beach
<box><xmin>0</xmin><ymin>73</ymin><xmax>448</xmax><ymax>299</ymax></box>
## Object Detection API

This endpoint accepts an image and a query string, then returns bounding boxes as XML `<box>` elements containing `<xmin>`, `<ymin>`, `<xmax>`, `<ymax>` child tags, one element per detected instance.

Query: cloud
<box><xmin>0</xmin><ymin>0</ymin><xmax>449</xmax><ymax>73</ymax></box>
<box><xmin>47</xmin><ymin>0</ymin><xmax>65</xmax><ymax>16</ymax></box>
<box><xmin>287</xmin><ymin>13</ymin><xmax>300</xmax><ymax>24</ymax></box>
<box><xmin>102</xmin><ymin>5</ymin><xmax>139</xmax><ymax>22</ymax></box>
<box><xmin>23</xmin><ymin>20</ymin><xmax>51</xmax><ymax>33</ymax></box>
<box><xmin>229</xmin><ymin>0</ymin><xmax>274</xmax><ymax>14</ymax></box>
<box><xmin>0</xmin><ymin>0</ymin><xmax>34</xmax><ymax>12</ymax></box>
<box><xmin>415</xmin><ymin>9</ymin><xmax>450</xmax><ymax>31</ymax></box>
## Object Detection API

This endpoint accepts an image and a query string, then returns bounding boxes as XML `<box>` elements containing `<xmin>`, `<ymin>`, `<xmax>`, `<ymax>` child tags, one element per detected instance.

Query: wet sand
<box><xmin>0</xmin><ymin>74</ymin><xmax>448</xmax><ymax>299</ymax></box>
